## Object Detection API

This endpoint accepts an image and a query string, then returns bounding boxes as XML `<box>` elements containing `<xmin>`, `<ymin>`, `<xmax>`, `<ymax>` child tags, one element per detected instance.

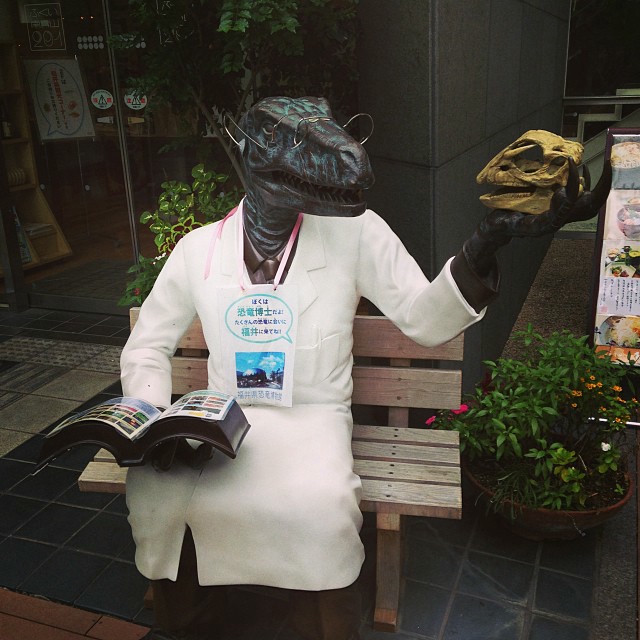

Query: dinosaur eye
<box><xmin>262</xmin><ymin>123</ymin><xmax>275</xmax><ymax>136</ymax></box>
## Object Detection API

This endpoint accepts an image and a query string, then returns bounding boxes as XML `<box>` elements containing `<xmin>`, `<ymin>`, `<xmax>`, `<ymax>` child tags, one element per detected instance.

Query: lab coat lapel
<box><xmin>219</xmin><ymin>204</ymin><xmax>242</xmax><ymax>280</ymax></box>
<box><xmin>292</xmin><ymin>215</ymin><xmax>324</xmax><ymax>316</ymax></box>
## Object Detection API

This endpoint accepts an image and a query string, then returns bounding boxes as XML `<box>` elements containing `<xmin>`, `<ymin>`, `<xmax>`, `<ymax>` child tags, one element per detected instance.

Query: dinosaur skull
<box><xmin>476</xmin><ymin>130</ymin><xmax>584</xmax><ymax>215</ymax></box>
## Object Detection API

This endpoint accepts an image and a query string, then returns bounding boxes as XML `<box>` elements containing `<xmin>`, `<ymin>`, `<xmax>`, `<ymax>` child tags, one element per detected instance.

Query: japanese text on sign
<box><xmin>24</xmin><ymin>59</ymin><xmax>95</xmax><ymax>140</ymax></box>
<box><xmin>599</xmin><ymin>276</ymin><xmax>640</xmax><ymax>316</ymax></box>
<box><xmin>25</xmin><ymin>3</ymin><xmax>66</xmax><ymax>51</ymax></box>
<box><xmin>225</xmin><ymin>295</ymin><xmax>294</xmax><ymax>343</ymax></box>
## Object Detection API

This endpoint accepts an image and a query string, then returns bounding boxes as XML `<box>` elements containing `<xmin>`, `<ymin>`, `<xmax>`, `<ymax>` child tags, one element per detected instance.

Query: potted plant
<box><xmin>119</xmin><ymin>163</ymin><xmax>241</xmax><ymax>307</ymax></box>
<box><xmin>427</xmin><ymin>324</ymin><xmax>638</xmax><ymax>540</ymax></box>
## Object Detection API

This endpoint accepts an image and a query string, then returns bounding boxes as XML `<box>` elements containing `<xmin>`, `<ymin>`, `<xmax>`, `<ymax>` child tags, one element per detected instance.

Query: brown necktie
<box><xmin>260</xmin><ymin>258</ymin><xmax>280</xmax><ymax>284</ymax></box>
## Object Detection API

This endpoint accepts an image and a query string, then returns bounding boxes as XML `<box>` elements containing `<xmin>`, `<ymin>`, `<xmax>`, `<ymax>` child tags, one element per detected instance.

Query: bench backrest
<box><xmin>129</xmin><ymin>309</ymin><xmax>464</xmax><ymax>428</ymax></box>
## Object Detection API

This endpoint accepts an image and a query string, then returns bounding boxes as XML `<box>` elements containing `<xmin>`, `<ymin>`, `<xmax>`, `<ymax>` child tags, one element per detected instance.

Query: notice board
<box><xmin>592</xmin><ymin>128</ymin><xmax>640</xmax><ymax>363</ymax></box>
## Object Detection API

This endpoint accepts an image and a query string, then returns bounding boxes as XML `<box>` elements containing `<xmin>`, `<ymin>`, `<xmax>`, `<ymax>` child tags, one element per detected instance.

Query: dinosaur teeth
<box><xmin>273</xmin><ymin>170</ymin><xmax>360</xmax><ymax>205</ymax></box>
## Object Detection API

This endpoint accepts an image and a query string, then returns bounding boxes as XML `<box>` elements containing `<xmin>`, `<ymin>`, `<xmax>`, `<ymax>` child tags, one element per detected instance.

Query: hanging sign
<box><xmin>24</xmin><ymin>58</ymin><xmax>95</xmax><ymax>141</ymax></box>
<box><xmin>123</xmin><ymin>92</ymin><xmax>147</xmax><ymax>110</ymax></box>
<box><xmin>592</xmin><ymin>128</ymin><xmax>640</xmax><ymax>364</ymax></box>
<box><xmin>219</xmin><ymin>286</ymin><xmax>298</xmax><ymax>407</ymax></box>
<box><xmin>90</xmin><ymin>89</ymin><xmax>113</xmax><ymax>110</ymax></box>
<box><xmin>25</xmin><ymin>3</ymin><xmax>66</xmax><ymax>52</ymax></box>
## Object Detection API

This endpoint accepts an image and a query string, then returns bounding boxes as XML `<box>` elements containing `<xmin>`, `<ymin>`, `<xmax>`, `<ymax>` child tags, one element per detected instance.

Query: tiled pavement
<box><xmin>0</xmin><ymin>308</ymin><xmax>636</xmax><ymax>640</ymax></box>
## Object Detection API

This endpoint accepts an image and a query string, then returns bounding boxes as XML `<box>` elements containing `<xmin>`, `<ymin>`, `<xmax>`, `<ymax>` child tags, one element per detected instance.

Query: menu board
<box><xmin>593</xmin><ymin>129</ymin><xmax>640</xmax><ymax>364</ymax></box>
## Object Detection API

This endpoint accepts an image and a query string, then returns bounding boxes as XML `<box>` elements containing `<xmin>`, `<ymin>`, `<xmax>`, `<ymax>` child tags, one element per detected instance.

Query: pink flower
<box><xmin>452</xmin><ymin>404</ymin><xmax>469</xmax><ymax>414</ymax></box>
<box><xmin>426</xmin><ymin>404</ymin><xmax>468</xmax><ymax>426</ymax></box>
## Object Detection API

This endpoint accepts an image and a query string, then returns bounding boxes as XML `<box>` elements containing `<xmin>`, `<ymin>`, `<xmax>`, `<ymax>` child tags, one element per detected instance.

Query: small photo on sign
<box><xmin>593</xmin><ymin>314</ymin><xmax>640</xmax><ymax>365</ymax></box>
<box><xmin>595</xmin><ymin>315</ymin><xmax>640</xmax><ymax>347</ymax></box>
<box><xmin>605</xmin><ymin>189</ymin><xmax>640</xmax><ymax>241</ymax></box>
<box><xmin>236</xmin><ymin>352</ymin><xmax>285</xmax><ymax>390</ymax></box>
<box><xmin>611</xmin><ymin>136</ymin><xmax>640</xmax><ymax>190</ymax></box>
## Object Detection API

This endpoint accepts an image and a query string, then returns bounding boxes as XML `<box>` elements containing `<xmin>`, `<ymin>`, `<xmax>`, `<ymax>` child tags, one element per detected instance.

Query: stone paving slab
<box><xmin>32</xmin><ymin>371</ymin><xmax>120</xmax><ymax>402</ymax></box>
<box><xmin>0</xmin><ymin>337</ymin><xmax>110</xmax><ymax>369</ymax></box>
<box><xmin>0</xmin><ymin>395</ymin><xmax>81</xmax><ymax>434</ymax></box>
<box><xmin>28</xmin><ymin>342</ymin><xmax>110</xmax><ymax>369</ymax></box>
<box><xmin>0</xmin><ymin>336</ymin><xmax>56</xmax><ymax>361</ymax></box>
<box><xmin>76</xmin><ymin>347</ymin><xmax>122</xmax><ymax>375</ymax></box>
<box><xmin>0</xmin><ymin>363</ymin><xmax>68</xmax><ymax>393</ymax></box>
<box><xmin>0</xmin><ymin>429</ymin><xmax>32</xmax><ymax>457</ymax></box>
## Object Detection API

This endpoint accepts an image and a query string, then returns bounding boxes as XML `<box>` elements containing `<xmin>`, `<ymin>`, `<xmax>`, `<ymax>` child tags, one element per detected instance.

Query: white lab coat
<box><xmin>121</xmin><ymin>208</ymin><xmax>484</xmax><ymax>589</ymax></box>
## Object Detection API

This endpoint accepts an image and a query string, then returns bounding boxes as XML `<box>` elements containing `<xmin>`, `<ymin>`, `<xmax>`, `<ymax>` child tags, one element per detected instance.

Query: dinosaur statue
<box><xmin>122</xmin><ymin>96</ymin><xmax>610</xmax><ymax>640</ymax></box>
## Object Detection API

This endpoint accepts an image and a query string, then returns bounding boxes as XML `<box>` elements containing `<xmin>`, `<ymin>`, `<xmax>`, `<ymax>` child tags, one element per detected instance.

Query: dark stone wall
<box><xmin>357</xmin><ymin>0</ymin><xmax>571</xmax><ymax>389</ymax></box>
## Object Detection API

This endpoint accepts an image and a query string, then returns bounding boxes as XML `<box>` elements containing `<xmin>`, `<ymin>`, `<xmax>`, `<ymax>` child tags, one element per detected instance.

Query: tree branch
<box><xmin>190</xmin><ymin>88</ymin><xmax>247</xmax><ymax>192</ymax></box>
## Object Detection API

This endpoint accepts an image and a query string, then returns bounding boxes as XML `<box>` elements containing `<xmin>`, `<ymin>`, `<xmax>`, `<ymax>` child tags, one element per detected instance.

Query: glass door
<box><xmin>3</xmin><ymin>0</ymin><xmax>199</xmax><ymax>313</ymax></box>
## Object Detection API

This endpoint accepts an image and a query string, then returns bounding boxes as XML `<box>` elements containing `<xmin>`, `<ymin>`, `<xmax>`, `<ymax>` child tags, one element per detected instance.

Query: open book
<box><xmin>36</xmin><ymin>390</ymin><xmax>250</xmax><ymax>470</ymax></box>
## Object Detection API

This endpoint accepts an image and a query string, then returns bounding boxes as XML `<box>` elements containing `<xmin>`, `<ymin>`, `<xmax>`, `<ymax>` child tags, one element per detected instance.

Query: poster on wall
<box><xmin>23</xmin><ymin>58</ymin><xmax>95</xmax><ymax>141</ymax></box>
<box><xmin>592</xmin><ymin>128</ymin><xmax>640</xmax><ymax>364</ymax></box>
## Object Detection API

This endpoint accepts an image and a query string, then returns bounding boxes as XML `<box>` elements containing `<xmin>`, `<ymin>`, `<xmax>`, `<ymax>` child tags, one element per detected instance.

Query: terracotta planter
<box><xmin>464</xmin><ymin>465</ymin><xmax>635</xmax><ymax>541</ymax></box>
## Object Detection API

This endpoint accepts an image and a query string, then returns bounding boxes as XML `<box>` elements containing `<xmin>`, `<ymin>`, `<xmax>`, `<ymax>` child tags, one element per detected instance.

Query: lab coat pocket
<box><xmin>295</xmin><ymin>325</ymin><xmax>341</xmax><ymax>385</ymax></box>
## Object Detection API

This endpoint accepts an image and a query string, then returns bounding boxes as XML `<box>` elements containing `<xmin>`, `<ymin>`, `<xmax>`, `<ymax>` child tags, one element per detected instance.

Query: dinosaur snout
<box><xmin>339</xmin><ymin>145</ymin><xmax>374</xmax><ymax>190</ymax></box>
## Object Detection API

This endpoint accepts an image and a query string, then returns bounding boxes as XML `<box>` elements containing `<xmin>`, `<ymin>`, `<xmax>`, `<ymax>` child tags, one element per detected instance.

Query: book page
<box><xmin>161</xmin><ymin>390</ymin><xmax>235</xmax><ymax>422</ymax></box>
<box><xmin>48</xmin><ymin>397</ymin><xmax>162</xmax><ymax>440</ymax></box>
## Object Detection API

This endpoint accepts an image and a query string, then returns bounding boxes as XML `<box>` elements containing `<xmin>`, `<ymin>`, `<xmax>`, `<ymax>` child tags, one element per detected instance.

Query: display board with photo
<box><xmin>593</xmin><ymin>129</ymin><xmax>640</xmax><ymax>364</ymax></box>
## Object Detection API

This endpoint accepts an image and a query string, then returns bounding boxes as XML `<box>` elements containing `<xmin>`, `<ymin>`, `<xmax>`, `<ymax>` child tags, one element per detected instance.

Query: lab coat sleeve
<box><xmin>120</xmin><ymin>238</ymin><xmax>197</xmax><ymax>408</ymax></box>
<box><xmin>355</xmin><ymin>211</ymin><xmax>485</xmax><ymax>347</ymax></box>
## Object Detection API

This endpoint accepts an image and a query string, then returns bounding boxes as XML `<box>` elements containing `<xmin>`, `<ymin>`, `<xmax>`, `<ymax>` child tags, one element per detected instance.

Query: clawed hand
<box><xmin>479</xmin><ymin>159</ymin><xmax>612</xmax><ymax>240</ymax></box>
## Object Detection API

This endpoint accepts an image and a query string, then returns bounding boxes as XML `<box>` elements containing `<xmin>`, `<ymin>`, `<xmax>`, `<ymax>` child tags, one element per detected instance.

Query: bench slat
<box><xmin>351</xmin><ymin>366</ymin><xmax>462</xmax><ymax>409</ymax></box>
<box><xmin>79</xmin><ymin>461</ymin><xmax>127</xmax><ymax>494</ymax></box>
<box><xmin>352</xmin><ymin>424</ymin><xmax>459</xmax><ymax>447</ymax></box>
<box><xmin>95</xmin><ymin>448</ymin><xmax>115</xmax><ymax>462</ymax></box>
<box><xmin>354</xmin><ymin>459</ymin><xmax>460</xmax><ymax>485</ymax></box>
<box><xmin>352</xmin><ymin>441</ymin><xmax>459</xmax><ymax>465</ymax></box>
<box><xmin>353</xmin><ymin>315</ymin><xmax>464</xmax><ymax>361</ymax></box>
<box><xmin>172</xmin><ymin>356</ymin><xmax>208</xmax><ymax>394</ymax></box>
<box><xmin>359</xmin><ymin>479</ymin><xmax>461</xmax><ymax>518</ymax></box>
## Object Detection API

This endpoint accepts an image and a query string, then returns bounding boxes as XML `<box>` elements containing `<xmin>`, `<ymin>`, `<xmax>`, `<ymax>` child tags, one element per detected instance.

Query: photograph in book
<box><xmin>36</xmin><ymin>390</ymin><xmax>251</xmax><ymax>470</ymax></box>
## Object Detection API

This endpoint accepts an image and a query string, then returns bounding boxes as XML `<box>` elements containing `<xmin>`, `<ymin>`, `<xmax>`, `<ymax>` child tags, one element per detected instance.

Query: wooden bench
<box><xmin>79</xmin><ymin>310</ymin><xmax>464</xmax><ymax>632</ymax></box>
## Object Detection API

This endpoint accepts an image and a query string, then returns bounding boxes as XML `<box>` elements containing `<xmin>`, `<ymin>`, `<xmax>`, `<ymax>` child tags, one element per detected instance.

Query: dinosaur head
<box><xmin>236</xmin><ymin>96</ymin><xmax>375</xmax><ymax>218</ymax></box>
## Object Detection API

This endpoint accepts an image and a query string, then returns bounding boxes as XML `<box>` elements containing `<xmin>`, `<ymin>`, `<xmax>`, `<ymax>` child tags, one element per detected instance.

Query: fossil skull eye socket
<box><xmin>548</xmin><ymin>157</ymin><xmax>567</xmax><ymax>172</ymax></box>
<box><xmin>513</xmin><ymin>145</ymin><xmax>544</xmax><ymax>173</ymax></box>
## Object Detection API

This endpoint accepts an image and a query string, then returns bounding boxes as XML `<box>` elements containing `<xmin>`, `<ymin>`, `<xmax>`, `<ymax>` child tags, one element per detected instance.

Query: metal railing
<box><xmin>563</xmin><ymin>92</ymin><xmax>640</xmax><ymax>142</ymax></box>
